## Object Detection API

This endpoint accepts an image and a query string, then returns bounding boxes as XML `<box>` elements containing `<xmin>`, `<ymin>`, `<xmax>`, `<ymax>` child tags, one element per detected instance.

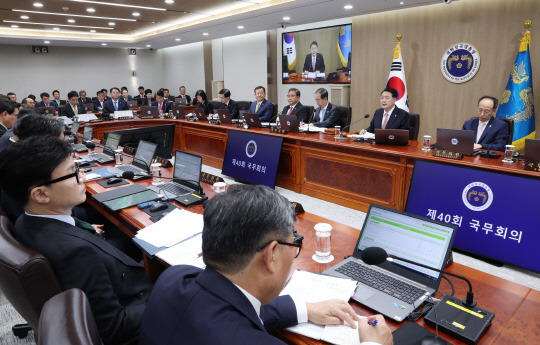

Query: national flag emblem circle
<box><xmin>387</xmin><ymin>77</ymin><xmax>406</xmax><ymax>101</ymax></box>
<box><xmin>441</xmin><ymin>43</ymin><xmax>480</xmax><ymax>84</ymax></box>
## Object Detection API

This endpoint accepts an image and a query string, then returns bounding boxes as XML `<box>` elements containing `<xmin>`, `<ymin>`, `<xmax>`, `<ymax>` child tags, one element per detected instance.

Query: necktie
<box><xmin>114</xmin><ymin>101</ymin><xmax>118</xmax><ymax>111</ymax></box>
<box><xmin>74</xmin><ymin>105</ymin><xmax>78</xmax><ymax>115</ymax></box>
<box><xmin>320</xmin><ymin>108</ymin><xmax>326</xmax><ymax>121</ymax></box>
<box><xmin>255</xmin><ymin>102</ymin><xmax>260</xmax><ymax>113</ymax></box>
<box><xmin>382</xmin><ymin>112</ymin><xmax>389</xmax><ymax>129</ymax></box>
<box><xmin>476</xmin><ymin>122</ymin><xmax>487</xmax><ymax>143</ymax></box>
<box><xmin>287</xmin><ymin>106</ymin><xmax>293</xmax><ymax>115</ymax></box>
<box><xmin>159</xmin><ymin>103</ymin><xmax>162</xmax><ymax>114</ymax></box>
<box><xmin>312</xmin><ymin>56</ymin><xmax>316</xmax><ymax>71</ymax></box>
<box><xmin>73</xmin><ymin>217</ymin><xmax>104</xmax><ymax>239</ymax></box>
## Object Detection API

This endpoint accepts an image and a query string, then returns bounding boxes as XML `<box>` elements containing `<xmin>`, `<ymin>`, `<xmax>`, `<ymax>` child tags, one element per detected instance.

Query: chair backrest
<box><xmin>209</xmin><ymin>100</ymin><xmax>222</xmax><ymax>112</ymax></box>
<box><xmin>236</xmin><ymin>101</ymin><xmax>251</xmax><ymax>112</ymax></box>
<box><xmin>408</xmin><ymin>113</ymin><xmax>420</xmax><ymax>140</ymax></box>
<box><xmin>0</xmin><ymin>216</ymin><xmax>62</xmax><ymax>332</ymax></box>
<box><xmin>38</xmin><ymin>288</ymin><xmax>102</xmax><ymax>345</ymax></box>
<box><xmin>304</xmin><ymin>106</ymin><xmax>314</xmax><ymax>122</ymax></box>
<box><xmin>334</xmin><ymin>105</ymin><xmax>352</xmax><ymax>129</ymax></box>
<box><xmin>499</xmin><ymin>118</ymin><xmax>514</xmax><ymax>145</ymax></box>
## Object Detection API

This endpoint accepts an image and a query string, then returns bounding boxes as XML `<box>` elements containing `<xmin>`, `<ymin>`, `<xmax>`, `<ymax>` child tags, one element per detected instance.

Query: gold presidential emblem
<box><xmin>500</xmin><ymin>90</ymin><xmax>511</xmax><ymax>105</ymax></box>
<box><xmin>508</xmin><ymin>87</ymin><xmax>534</xmax><ymax>123</ymax></box>
<box><xmin>441</xmin><ymin>43</ymin><xmax>480</xmax><ymax>83</ymax></box>
<box><xmin>511</xmin><ymin>61</ymin><xmax>530</xmax><ymax>84</ymax></box>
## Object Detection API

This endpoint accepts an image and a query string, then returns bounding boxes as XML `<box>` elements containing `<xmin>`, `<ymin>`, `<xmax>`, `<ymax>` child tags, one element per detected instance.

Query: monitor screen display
<box><xmin>83</xmin><ymin>126</ymin><xmax>93</xmax><ymax>141</ymax></box>
<box><xmin>134</xmin><ymin>140</ymin><xmax>157</xmax><ymax>167</ymax></box>
<box><xmin>173</xmin><ymin>151</ymin><xmax>202</xmax><ymax>189</ymax></box>
<box><xmin>405</xmin><ymin>160</ymin><xmax>540</xmax><ymax>272</ymax></box>
<box><xmin>282</xmin><ymin>24</ymin><xmax>351</xmax><ymax>84</ymax></box>
<box><xmin>222</xmin><ymin>130</ymin><xmax>283</xmax><ymax>189</ymax></box>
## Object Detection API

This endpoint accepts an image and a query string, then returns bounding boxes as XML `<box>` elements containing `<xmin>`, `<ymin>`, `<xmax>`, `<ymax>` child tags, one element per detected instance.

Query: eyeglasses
<box><xmin>256</xmin><ymin>229</ymin><xmax>304</xmax><ymax>258</ymax></box>
<box><xmin>37</xmin><ymin>164</ymin><xmax>82</xmax><ymax>186</ymax></box>
<box><xmin>477</xmin><ymin>108</ymin><xmax>493</xmax><ymax>114</ymax></box>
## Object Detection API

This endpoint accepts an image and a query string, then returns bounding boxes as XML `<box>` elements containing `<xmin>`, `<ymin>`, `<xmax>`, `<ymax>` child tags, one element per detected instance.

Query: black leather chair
<box><xmin>0</xmin><ymin>216</ymin><xmax>62</xmax><ymax>339</ymax></box>
<box><xmin>304</xmin><ymin>105</ymin><xmax>314</xmax><ymax>123</ymax></box>
<box><xmin>334</xmin><ymin>105</ymin><xmax>352</xmax><ymax>129</ymax></box>
<box><xmin>236</xmin><ymin>101</ymin><xmax>251</xmax><ymax>112</ymax></box>
<box><xmin>38</xmin><ymin>289</ymin><xmax>102</xmax><ymax>345</ymax></box>
<box><xmin>408</xmin><ymin>113</ymin><xmax>420</xmax><ymax>140</ymax></box>
<box><xmin>499</xmin><ymin>118</ymin><xmax>515</xmax><ymax>144</ymax></box>
<box><xmin>209</xmin><ymin>100</ymin><xmax>222</xmax><ymax>112</ymax></box>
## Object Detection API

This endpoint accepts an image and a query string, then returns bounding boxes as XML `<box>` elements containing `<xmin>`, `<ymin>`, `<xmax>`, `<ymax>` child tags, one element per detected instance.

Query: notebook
<box><xmin>171</xmin><ymin>104</ymin><xmax>185</xmax><ymax>119</ymax></box>
<box><xmin>140</xmin><ymin>106</ymin><xmax>159</xmax><ymax>118</ymax></box>
<box><xmin>193</xmin><ymin>108</ymin><xmax>208</xmax><ymax>121</ymax></box>
<box><xmin>148</xmin><ymin>150</ymin><xmax>203</xmax><ymax>198</ymax></box>
<box><xmin>374</xmin><ymin>129</ymin><xmax>409</xmax><ymax>145</ymax></box>
<box><xmin>109</xmin><ymin>140</ymin><xmax>157</xmax><ymax>180</ymax></box>
<box><xmin>323</xmin><ymin>204</ymin><xmax>456</xmax><ymax>322</ymax></box>
<box><xmin>279</xmin><ymin>114</ymin><xmax>300</xmax><ymax>132</ymax></box>
<box><xmin>243</xmin><ymin>112</ymin><xmax>269</xmax><ymax>128</ymax></box>
<box><xmin>217</xmin><ymin>109</ymin><xmax>234</xmax><ymax>124</ymax></box>
<box><xmin>91</xmin><ymin>133</ymin><xmax>121</xmax><ymax>164</ymax></box>
<box><xmin>127</xmin><ymin>100</ymin><xmax>138</xmax><ymax>109</ymax></box>
<box><xmin>436</xmin><ymin>128</ymin><xmax>478</xmax><ymax>155</ymax></box>
<box><xmin>72</xmin><ymin>126</ymin><xmax>93</xmax><ymax>152</ymax></box>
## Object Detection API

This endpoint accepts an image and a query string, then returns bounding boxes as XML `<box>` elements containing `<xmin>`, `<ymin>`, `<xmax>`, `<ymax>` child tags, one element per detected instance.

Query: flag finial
<box><xmin>396</xmin><ymin>33</ymin><xmax>402</xmax><ymax>41</ymax></box>
<box><xmin>524</xmin><ymin>20</ymin><xmax>531</xmax><ymax>30</ymax></box>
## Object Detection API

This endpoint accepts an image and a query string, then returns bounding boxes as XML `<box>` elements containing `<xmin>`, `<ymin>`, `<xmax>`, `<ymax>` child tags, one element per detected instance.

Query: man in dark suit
<box><xmin>311</xmin><ymin>88</ymin><xmax>340</xmax><ymax>128</ymax></box>
<box><xmin>134</xmin><ymin>86</ymin><xmax>145</xmax><ymax>99</ymax></box>
<box><xmin>61</xmin><ymin>91</ymin><xmax>86</xmax><ymax>118</ymax></box>
<box><xmin>151</xmin><ymin>90</ymin><xmax>171</xmax><ymax>114</ymax></box>
<box><xmin>360</xmin><ymin>87</ymin><xmax>410</xmax><ymax>135</ymax></box>
<box><xmin>103</xmin><ymin>87</ymin><xmax>128</xmax><ymax>116</ymax></box>
<box><xmin>303</xmin><ymin>41</ymin><xmax>325</xmax><ymax>74</ymax></box>
<box><xmin>101</xmin><ymin>88</ymin><xmax>112</xmax><ymax>101</ymax></box>
<box><xmin>93</xmin><ymin>90</ymin><xmax>106</xmax><ymax>112</ymax></box>
<box><xmin>78</xmin><ymin>90</ymin><xmax>92</xmax><ymax>105</ymax></box>
<box><xmin>462</xmin><ymin>95</ymin><xmax>509</xmax><ymax>152</ymax></box>
<box><xmin>0</xmin><ymin>136</ymin><xmax>153</xmax><ymax>345</ymax></box>
<box><xmin>139</xmin><ymin>184</ymin><xmax>393</xmax><ymax>345</ymax></box>
<box><xmin>0</xmin><ymin>99</ymin><xmax>20</xmax><ymax>137</ymax></box>
<box><xmin>177</xmin><ymin>86</ymin><xmax>191</xmax><ymax>104</ymax></box>
<box><xmin>51</xmin><ymin>89</ymin><xmax>62</xmax><ymax>108</ymax></box>
<box><xmin>163</xmin><ymin>89</ymin><xmax>175</xmax><ymax>102</ymax></box>
<box><xmin>121</xmin><ymin>89</ymin><xmax>134</xmax><ymax>102</ymax></box>
<box><xmin>282</xmin><ymin>88</ymin><xmax>309</xmax><ymax>123</ymax></box>
<box><xmin>248</xmin><ymin>86</ymin><xmax>274</xmax><ymax>122</ymax></box>
<box><xmin>36</xmin><ymin>92</ymin><xmax>59</xmax><ymax>112</ymax></box>
<box><xmin>218</xmin><ymin>88</ymin><xmax>239</xmax><ymax>119</ymax></box>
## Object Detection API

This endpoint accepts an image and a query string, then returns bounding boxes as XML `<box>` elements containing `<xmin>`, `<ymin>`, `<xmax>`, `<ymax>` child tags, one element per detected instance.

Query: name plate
<box><xmin>89</xmin><ymin>119</ymin><xmax>103</xmax><ymax>123</ymax></box>
<box><xmin>154</xmin><ymin>156</ymin><xmax>172</xmax><ymax>168</ymax></box>
<box><xmin>433</xmin><ymin>149</ymin><xmax>463</xmax><ymax>160</ymax></box>
<box><xmin>187</xmin><ymin>117</ymin><xmax>197</xmax><ymax>122</ymax></box>
<box><xmin>208</xmin><ymin>120</ymin><xmax>221</xmax><ymax>125</ymax></box>
<box><xmin>117</xmin><ymin>116</ymin><xmax>131</xmax><ymax>120</ymax></box>
<box><xmin>524</xmin><ymin>159</ymin><xmax>540</xmax><ymax>172</ymax></box>
<box><xmin>200</xmin><ymin>172</ymin><xmax>224</xmax><ymax>185</ymax></box>
<box><xmin>123</xmin><ymin>146</ymin><xmax>136</xmax><ymax>155</ymax></box>
<box><xmin>164</xmin><ymin>114</ymin><xmax>174</xmax><ymax>119</ymax></box>
<box><xmin>140</xmin><ymin>116</ymin><xmax>154</xmax><ymax>119</ymax></box>
<box><xmin>270</xmin><ymin>127</ymin><xmax>288</xmax><ymax>134</ymax></box>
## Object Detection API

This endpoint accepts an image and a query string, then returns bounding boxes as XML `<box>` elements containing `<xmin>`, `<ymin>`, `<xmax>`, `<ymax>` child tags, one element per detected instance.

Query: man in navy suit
<box><xmin>103</xmin><ymin>87</ymin><xmax>128</xmax><ymax>116</ymax></box>
<box><xmin>311</xmin><ymin>88</ymin><xmax>340</xmax><ymax>128</ymax></box>
<box><xmin>139</xmin><ymin>184</ymin><xmax>393</xmax><ymax>345</ymax></box>
<box><xmin>177</xmin><ymin>86</ymin><xmax>191</xmax><ymax>104</ymax></box>
<box><xmin>0</xmin><ymin>137</ymin><xmax>154</xmax><ymax>345</ymax></box>
<box><xmin>462</xmin><ymin>96</ymin><xmax>509</xmax><ymax>152</ymax></box>
<box><xmin>52</xmin><ymin>89</ymin><xmax>62</xmax><ymax>108</ymax></box>
<box><xmin>78</xmin><ymin>90</ymin><xmax>92</xmax><ymax>105</ymax></box>
<box><xmin>303</xmin><ymin>41</ymin><xmax>325</xmax><ymax>74</ymax></box>
<box><xmin>61</xmin><ymin>91</ymin><xmax>86</xmax><ymax>118</ymax></box>
<box><xmin>93</xmin><ymin>90</ymin><xmax>106</xmax><ymax>112</ymax></box>
<box><xmin>360</xmin><ymin>87</ymin><xmax>410</xmax><ymax>135</ymax></box>
<box><xmin>218</xmin><ymin>88</ymin><xmax>239</xmax><ymax>119</ymax></box>
<box><xmin>248</xmin><ymin>86</ymin><xmax>274</xmax><ymax>122</ymax></box>
<box><xmin>151</xmin><ymin>90</ymin><xmax>171</xmax><ymax>114</ymax></box>
<box><xmin>134</xmin><ymin>86</ymin><xmax>145</xmax><ymax>99</ymax></box>
<box><xmin>282</xmin><ymin>88</ymin><xmax>309</xmax><ymax>123</ymax></box>
<box><xmin>36</xmin><ymin>92</ymin><xmax>59</xmax><ymax>112</ymax></box>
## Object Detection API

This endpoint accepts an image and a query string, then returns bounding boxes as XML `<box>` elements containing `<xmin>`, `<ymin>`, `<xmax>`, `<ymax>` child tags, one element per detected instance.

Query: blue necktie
<box><xmin>114</xmin><ymin>101</ymin><xmax>118</xmax><ymax>111</ymax></box>
<box><xmin>320</xmin><ymin>108</ymin><xmax>326</xmax><ymax>121</ymax></box>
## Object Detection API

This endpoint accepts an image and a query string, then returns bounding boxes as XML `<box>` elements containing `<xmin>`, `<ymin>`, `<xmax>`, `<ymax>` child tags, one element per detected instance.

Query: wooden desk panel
<box><xmin>493</xmin><ymin>289</ymin><xmax>540</xmax><ymax>344</ymax></box>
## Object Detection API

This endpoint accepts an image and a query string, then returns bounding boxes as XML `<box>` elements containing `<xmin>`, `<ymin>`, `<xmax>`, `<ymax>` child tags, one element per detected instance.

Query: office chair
<box><xmin>334</xmin><ymin>105</ymin><xmax>352</xmax><ymax>129</ymax></box>
<box><xmin>408</xmin><ymin>113</ymin><xmax>420</xmax><ymax>140</ymax></box>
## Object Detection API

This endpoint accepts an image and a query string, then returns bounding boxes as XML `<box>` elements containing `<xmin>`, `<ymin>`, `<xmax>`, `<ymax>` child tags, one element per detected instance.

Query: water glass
<box><xmin>334</xmin><ymin>126</ymin><xmax>341</xmax><ymax>136</ymax></box>
<box><xmin>114</xmin><ymin>149</ymin><xmax>124</xmax><ymax>166</ymax></box>
<box><xmin>213</xmin><ymin>182</ymin><xmax>226</xmax><ymax>193</ymax></box>
<box><xmin>502</xmin><ymin>145</ymin><xmax>515</xmax><ymax>163</ymax></box>
<box><xmin>422</xmin><ymin>135</ymin><xmax>432</xmax><ymax>151</ymax></box>
<box><xmin>312</xmin><ymin>223</ymin><xmax>334</xmax><ymax>263</ymax></box>
<box><xmin>151</xmin><ymin>163</ymin><xmax>163</xmax><ymax>185</ymax></box>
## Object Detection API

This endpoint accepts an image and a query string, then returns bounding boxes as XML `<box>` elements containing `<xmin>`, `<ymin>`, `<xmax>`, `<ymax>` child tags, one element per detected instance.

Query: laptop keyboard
<box><xmin>159</xmin><ymin>182</ymin><xmax>192</xmax><ymax>196</ymax></box>
<box><xmin>92</xmin><ymin>153</ymin><xmax>114</xmax><ymax>163</ymax></box>
<box><xmin>72</xmin><ymin>144</ymin><xmax>87</xmax><ymax>152</ymax></box>
<box><xmin>116</xmin><ymin>165</ymin><xmax>143</xmax><ymax>173</ymax></box>
<box><xmin>336</xmin><ymin>261</ymin><xmax>426</xmax><ymax>304</ymax></box>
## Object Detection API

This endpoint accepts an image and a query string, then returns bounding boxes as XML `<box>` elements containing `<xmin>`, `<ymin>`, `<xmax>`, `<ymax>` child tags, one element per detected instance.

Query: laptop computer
<box><xmin>109</xmin><ymin>140</ymin><xmax>158</xmax><ymax>181</ymax></box>
<box><xmin>90</xmin><ymin>133</ymin><xmax>121</xmax><ymax>164</ymax></box>
<box><xmin>140</xmin><ymin>106</ymin><xmax>159</xmax><ymax>118</ymax></box>
<box><xmin>148</xmin><ymin>150</ymin><xmax>203</xmax><ymax>199</ymax></box>
<box><xmin>171</xmin><ymin>104</ymin><xmax>185</xmax><ymax>119</ymax></box>
<box><xmin>175</xmin><ymin>97</ymin><xmax>188</xmax><ymax>105</ymax></box>
<box><xmin>279</xmin><ymin>114</ymin><xmax>299</xmax><ymax>132</ymax></box>
<box><xmin>193</xmin><ymin>108</ymin><xmax>208</xmax><ymax>121</ymax></box>
<box><xmin>70</xmin><ymin>122</ymin><xmax>81</xmax><ymax>136</ymax></box>
<box><xmin>436</xmin><ymin>128</ymin><xmax>478</xmax><ymax>155</ymax></box>
<box><xmin>375</xmin><ymin>129</ymin><xmax>410</xmax><ymax>145</ymax></box>
<box><xmin>72</xmin><ymin>126</ymin><xmax>93</xmax><ymax>152</ymax></box>
<box><xmin>83</xmin><ymin>103</ymin><xmax>94</xmax><ymax>113</ymax></box>
<box><xmin>127</xmin><ymin>100</ymin><xmax>138</xmax><ymax>110</ymax></box>
<box><xmin>243</xmin><ymin>113</ymin><xmax>270</xmax><ymax>128</ymax></box>
<box><xmin>322</xmin><ymin>204</ymin><xmax>456</xmax><ymax>322</ymax></box>
<box><xmin>217</xmin><ymin>109</ymin><xmax>234</xmax><ymax>124</ymax></box>
<box><xmin>38</xmin><ymin>106</ymin><xmax>57</xmax><ymax>116</ymax></box>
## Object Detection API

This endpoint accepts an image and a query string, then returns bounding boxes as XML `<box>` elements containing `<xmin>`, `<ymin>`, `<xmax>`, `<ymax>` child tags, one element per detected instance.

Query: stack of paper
<box><xmin>157</xmin><ymin>233</ymin><xmax>205</xmax><ymax>268</ymax></box>
<box><xmin>136</xmin><ymin>208</ymin><xmax>203</xmax><ymax>248</ymax></box>
<box><xmin>347</xmin><ymin>132</ymin><xmax>375</xmax><ymax>139</ymax></box>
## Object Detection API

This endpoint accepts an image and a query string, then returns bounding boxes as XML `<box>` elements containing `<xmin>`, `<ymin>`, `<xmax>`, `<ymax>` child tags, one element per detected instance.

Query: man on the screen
<box><xmin>360</xmin><ymin>87</ymin><xmax>410</xmax><ymax>135</ymax></box>
<box><xmin>303</xmin><ymin>41</ymin><xmax>325</xmax><ymax>74</ymax></box>
<box><xmin>462</xmin><ymin>96</ymin><xmax>509</xmax><ymax>152</ymax></box>
<box><xmin>248</xmin><ymin>86</ymin><xmax>273</xmax><ymax>122</ymax></box>
<box><xmin>218</xmin><ymin>89</ymin><xmax>239</xmax><ymax>119</ymax></box>
<box><xmin>282</xmin><ymin>88</ymin><xmax>308</xmax><ymax>123</ymax></box>
<box><xmin>310</xmin><ymin>88</ymin><xmax>339</xmax><ymax>128</ymax></box>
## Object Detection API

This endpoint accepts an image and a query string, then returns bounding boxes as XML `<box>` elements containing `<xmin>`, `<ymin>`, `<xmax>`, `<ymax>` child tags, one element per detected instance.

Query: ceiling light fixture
<box><xmin>101</xmin><ymin>43</ymin><xmax>107</xmax><ymax>46</ymax></box>
<box><xmin>67</xmin><ymin>19</ymin><xmax>75</xmax><ymax>23</ymax></box>
<box><xmin>13</xmin><ymin>9</ymin><xmax>136</xmax><ymax>22</ymax></box>
<box><xmin>237</xmin><ymin>25</ymin><xmax>244</xmax><ymax>29</ymax></box>
<box><xmin>33</xmin><ymin>2</ymin><xmax>43</xmax><ymax>7</ymax></box>
<box><xmin>146</xmin><ymin>44</ymin><xmax>151</xmax><ymax>47</ymax></box>
<box><xmin>282</xmin><ymin>16</ymin><xmax>290</xmax><ymax>21</ymax></box>
<box><xmin>175</xmin><ymin>38</ymin><xmax>181</xmax><ymax>41</ymax></box>
<box><xmin>344</xmin><ymin>5</ymin><xmax>353</xmax><ymax>10</ymax></box>
<box><xmin>53</xmin><ymin>27</ymin><xmax>60</xmax><ymax>30</ymax></box>
<box><xmin>132</xmin><ymin>12</ymin><xmax>140</xmax><ymax>17</ymax></box>
<box><xmin>90</xmin><ymin>29</ymin><xmax>96</xmax><ymax>32</ymax></box>
<box><xmin>20</xmin><ymin>15</ymin><xmax>29</xmax><ymax>19</ymax></box>
<box><xmin>87</xmin><ymin>8</ymin><xmax>95</xmax><ymax>13</ymax></box>
<box><xmin>69</xmin><ymin>0</ymin><xmax>166</xmax><ymax>11</ymax></box>
<box><xmin>400</xmin><ymin>1</ymin><xmax>404</xmax><ymax>4</ymax></box>
<box><xmin>165</xmin><ymin>0</ymin><xmax>175</xmax><ymax>3</ymax></box>
<box><xmin>3</xmin><ymin>20</ymin><xmax>114</xmax><ymax>30</ymax></box>
<box><xmin>44</xmin><ymin>40</ymin><xmax>50</xmax><ymax>44</ymax></box>
<box><xmin>202</xmin><ymin>32</ymin><xmax>209</xmax><ymax>36</ymax></box>
<box><xmin>11</xmin><ymin>24</ymin><xmax>19</xmax><ymax>28</ymax></box>
<box><xmin>108</xmin><ymin>22</ymin><xmax>115</xmax><ymax>26</ymax></box>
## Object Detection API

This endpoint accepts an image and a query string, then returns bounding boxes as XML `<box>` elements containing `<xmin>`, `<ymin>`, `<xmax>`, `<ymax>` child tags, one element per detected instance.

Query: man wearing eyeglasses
<box><xmin>462</xmin><ymin>95</ymin><xmax>509</xmax><ymax>152</ymax></box>
<box><xmin>0</xmin><ymin>136</ymin><xmax>153</xmax><ymax>345</ymax></box>
<box><xmin>139</xmin><ymin>184</ymin><xmax>393</xmax><ymax>345</ymax></box>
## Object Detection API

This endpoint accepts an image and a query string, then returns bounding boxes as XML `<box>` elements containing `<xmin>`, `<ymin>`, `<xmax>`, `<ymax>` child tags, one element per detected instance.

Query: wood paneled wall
<box><xmin>350</xmin><ymin>0</ymin><xmax>539</xmax><ymax>138</ymax></box>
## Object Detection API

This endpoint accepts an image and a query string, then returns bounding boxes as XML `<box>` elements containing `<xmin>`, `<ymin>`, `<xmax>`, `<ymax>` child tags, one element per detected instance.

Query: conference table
<box><xmin>80</xmin><ymin>139</ymin><xmax>539</xmax><ymax>345</ymax></box>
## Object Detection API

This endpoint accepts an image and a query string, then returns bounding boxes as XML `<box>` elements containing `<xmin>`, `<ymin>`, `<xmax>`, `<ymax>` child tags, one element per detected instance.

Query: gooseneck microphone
<box><xmin>83</xmin><ymin>141</ymin><xmax>151</xmax><ymax>173</ymax></box>
<box><xmin>335</xmin><ymin>114</ymin><xmax>370</xmax><ymax>140</ymax></box>
<box><xmin>303</xmin><ymin>107</ymin><xmax>318</xmax><ymax>134</ymax></box>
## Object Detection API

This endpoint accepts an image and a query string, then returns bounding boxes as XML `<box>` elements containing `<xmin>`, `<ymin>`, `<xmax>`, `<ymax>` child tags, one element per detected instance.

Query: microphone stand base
<box><xmin>478</xmin><ymin>151</ymin><xmax>501</xmax><ymax>159</ymax></box>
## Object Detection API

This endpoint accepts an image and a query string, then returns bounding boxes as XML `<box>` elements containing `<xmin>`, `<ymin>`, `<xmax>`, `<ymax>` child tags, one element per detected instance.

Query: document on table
<box><xmin>279</xmin><ymin>270</ymin><xmax>358</xmax><ymax>343</ymax></box>
<box><xmin>322</xmin><ymin>321</ymin><xmax>362</xmax><ymax>345</ymax></box>
<box><xmin>347</xmin><ymin>132</ymin><xmax>375</xmax><ymax>139</ymax></box>
<box><xmin>157</xmin><ymin>233</ymin><xmax>205</xmax><ymax>268</ymax></box>
<box><xmin>135</xmin><ymin>208</ymin><xmax>203</xmax><ymax>247</ymax></box>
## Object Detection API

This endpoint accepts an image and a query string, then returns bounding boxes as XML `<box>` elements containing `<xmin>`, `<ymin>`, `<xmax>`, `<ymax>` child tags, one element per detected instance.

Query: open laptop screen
<box><xmin>105</xmin><ymin>133</ymin><xmax>121</xmax><ymax>150</ymax></box>
<box><xmin>83</xmin><ymin>126</ymin><xmax>93</xmax><ymax>141</ymax></box>
<box><xmin>134</xmin><ymin>140</ymin><xmax>157</xmax><ymax>168</ymax></box>
<box><xmin>173</xmin><ymin>151</ymin><xmax>202</xmax><ymax>188</ymax></box>
<box><xmin>356</xmin><ymin>205</ymin><xmax>456</xmax><ymax>281</ymax></box>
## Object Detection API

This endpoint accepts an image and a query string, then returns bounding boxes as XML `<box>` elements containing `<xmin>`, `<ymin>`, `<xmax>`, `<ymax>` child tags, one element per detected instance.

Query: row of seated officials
<box><xmin>0</xmin><ymin>95</ymin><xmax>394</xmax><ymax>345</ymax></box>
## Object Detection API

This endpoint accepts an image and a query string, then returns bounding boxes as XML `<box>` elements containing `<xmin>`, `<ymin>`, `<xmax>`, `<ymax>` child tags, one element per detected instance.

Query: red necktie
<box><xmin>287</xmin><ymin>106</ymin><xmax>293</xmax><ymax>115</ymax></box>
<box><xmin>382</xmin><ymin>113</ymin><xmax>389</xmax><ymax>129</ymax></box>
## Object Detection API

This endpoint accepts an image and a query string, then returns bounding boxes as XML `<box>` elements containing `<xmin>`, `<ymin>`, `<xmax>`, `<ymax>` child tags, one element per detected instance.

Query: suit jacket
<box><xmin>249</xmin><ymin>99</ymin><xmax>274</xmax><ymax>122</ymax></box>
<box><xmin>139</xmin><ymin>265</ymin><xmax>297</xmax><ymax>345</ymax></box>
<box><xmin>282</xmin><ymin>102</ymin><xmax>309</xmax><ymax>123</ymax></box>
<box><xmin>151</xmin><ymin>100</ymin><xmax>172</xmax><ymax>114</ymax></box>
<box><xmin>93</xmin><ymin>99</ymin><xmax>105</xmax><ymax>111</ymax></box>
<box><xmin>303</xmin><ymin>53</ymin><xmax>325</xmax><ymax>73</ymax></box>
<box><xmin>134</xmin><ymin>93</ymin><xmax>146</xmax><ymax>99</ymax></box>
<box><xmin>0</xmin><ymin>128</ymin><xmax>13</xmax><ymax>147</ymax></box>
<box><xmin>122</xmin><ymin>96</ymin><xmax>134</xmax><ymax>102</ymax></box>
<box><xmin>52</xmin><ymin>99</ymin><xmax>63</xmax><ymax>108</ymax></box>
<box><xmin>462</xmin><ymin>116</ymin><xmax>509</xmax><ymax>152</ymax></box>
<box><xmin>103</xmin><ymin>98</ymin><xmax>129</xmax><ymax>115</ymax></box>
<box><xmin>312</xmin><ymin>103</ymin><xmax>340</xmax><ymax>128</ymax></box>
<box><xmin>14</xmin><ymin>215</ymin><xmax>153</xmax><ymax>345</ymax></box>
<box><xmin>220</xmin><ymin>99</ymin><xmax>240</xmax><ymax>119</ymax></box>
<box><xmin>140</xmin><ymin>98</ymin><xmax>154</xmax><ymax>107</ymax></box>
<box><xmin>61</xmin><ymin>103</ymin><xmax>87</xmax><ymax>118</ymax></box>
<box><xmin>177</xmin><ymin>94</ymin><xmax>191</xmax><ymax>104</ymax></box>
<box><xmin>78</xmin><ymin>97</ymin><xmax>92</xmax><ymax>105</ymax></box>
<box><xmin>365</xmin><ymin>106</ymin><xmax>410</xmax><ymax>134</ymax></box>
<box><xmin>35</xmin><ymin>101</ymin><xmax>59</xmax><ymax>111</ymax></box>
<box><xmin>197</xmin><ymin>100</ymin><xmax>214</xmax><ymax>115</ymax></box>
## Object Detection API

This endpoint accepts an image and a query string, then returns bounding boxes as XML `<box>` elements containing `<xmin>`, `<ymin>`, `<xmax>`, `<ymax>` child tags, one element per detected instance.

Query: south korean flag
<box><xmin>386</xmin><ymin>42</ymin><xmax>409</xmax><ymax>112</ymax></box>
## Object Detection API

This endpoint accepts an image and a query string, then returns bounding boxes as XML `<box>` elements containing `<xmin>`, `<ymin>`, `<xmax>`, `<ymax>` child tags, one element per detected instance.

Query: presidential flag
<box><xmin>386</xmin><ymin>36</ymin><xmax>409</xmax><ymax>112</ymax></box>
<box><xmin>337</xmin><ymin>25</ymin><xmax>352</xmax><ymax>68</ymax></box>
<box><xmin>497</xmin><ymin>23</ymin><xmax>535</xmax><ymax>151</ymax></box>
<box><xmin>283</xmin><ymin>33</ymin><xmax>296</xmax><ymax>71</ymax></box>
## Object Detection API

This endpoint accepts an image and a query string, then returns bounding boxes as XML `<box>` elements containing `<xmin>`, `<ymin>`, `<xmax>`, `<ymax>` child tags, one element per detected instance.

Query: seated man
<box><xmin>163</xmin><ymin>88</ymin><xmax>175</xmax><ymax>101</ymax></box>
<box><xmin>121</xmin><ymin>88</ymin><xmax>134</xmax><ymax>102</ymax></box>
<box><xmin>0</xmin><ymin>99</ymin><xmax>20</xmax><ymax>137</ymax></box>
<box><xmin>103</xmin><ymin>87</ymin><xmax>128</xmax><ymax>116</ymax></box>
<box><xmin>61</xmin><ymin>91</ymin><xmax>86</xmax><ymax>118</ymax></box>
<box><xmin>20</xmin><ymin>97</ymin><xmax>35</xmax><ymax>108</ymax></box>
<box><xmin>139</xmin><ymin>184</ymin><xmax>393</xmax><ymax>345</ymax></box>
<box><xmin>78</xmin><ymin>90</ymin><xmax>92</xmax><ymax>105</ymax></box>
<box><xmin>52</xmin><ymin>89</ymin><xmax>62</xmax><ymax>108</ymax></box>
<box><xmin>7</xmin><ymin>92</ymin><xmax>17</xmax><ymax>102</ymax></box>
<box><xmin>177</xmin><ymin>86</ymin><xmax>191</xmax><ymax>104</ymax></box>
<box><xmin>0</xmin><ymin>106</ymin><xmax>36</xmax><ymax>148</ymax></box>
<box><xmin>218</xmin><ymin>88</ymin><xmax>239</xmax><ymax>119</ymax></box>
<box><xmin>151</xmin><ymin>90</ymin><xmax>171</xmax><ymax>114</ymax></box>
<box><xmin>310</xmin><ymin>88</ymin><xmax>340</xmax><ymax>128</ymax></box>
<box><xmin>134</xmin><ymin>86</ymin><xmax>145</xmax><ymax>99</ymax></box>
<box><xmin>0</xmin><ymin>136</ymin><xmax>153</xmax><ymax>345</ymax></box>
<box><xmin>36</xmin><ymin>92</ymin><xmax>59</xmax><ymax>112</ymax></box>
<box><xmin>248</xmin><ymin>86</ymin><xmax>274</xmax><ymax>122</ymax></box>
<box><xmin>360</xmin><ymin>87</ymin><xmax>410</xmax><ymax>135</ymax></box>
<box><xmin>93</xmin><ymin>90</ymin><xmax>106</xmax><ymax>112</ymax></box>
<box><xmin>282</xmin><ymin>88</ymin><xmax>309</xmax><ymax>123</ymax></box>
<box><xmin>462</xmin><ymin>95</ymin><xmax>509</xmax><ymax>152</ymax></box>
<box><xmin>303</xmin><ymin>41</ymin><xmax>325</xmax><ymax>74</ymax></box>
